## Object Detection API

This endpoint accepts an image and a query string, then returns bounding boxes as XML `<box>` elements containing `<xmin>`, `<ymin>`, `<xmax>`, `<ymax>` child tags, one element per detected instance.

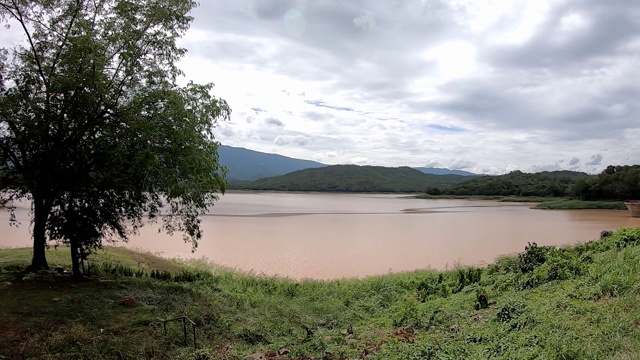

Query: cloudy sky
<box><xmin>176</xmin><ymin>0</ymin><xmax>640</xmax><ymax>174</ymax></box>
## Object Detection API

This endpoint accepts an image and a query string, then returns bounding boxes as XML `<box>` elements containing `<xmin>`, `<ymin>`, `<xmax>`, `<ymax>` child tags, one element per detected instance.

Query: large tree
<box><xmin>0</xmin><ymin>0</ymin><xmax>230</xmax><ymax>276</ymax></box>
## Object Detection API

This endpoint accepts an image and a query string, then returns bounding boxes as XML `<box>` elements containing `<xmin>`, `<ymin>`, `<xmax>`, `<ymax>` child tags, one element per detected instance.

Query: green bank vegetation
<box><xmin>3</xmin><ymin>227</ymin><xmax>640</xmax><ymax>359</ymax></box>
<box><xmin>232</xmin><ymin>165</ymin><xmax>469</xmax><ymax>192</ymax></box>
<box><xmin>415</xmin><ymin>194</ymin><xmax>627</xmax><ymax>210</ymax></box>
<box><xmin>419</xmin><ymin>166</ymin><xmax>640</xmax><ymax>210</ymax></box>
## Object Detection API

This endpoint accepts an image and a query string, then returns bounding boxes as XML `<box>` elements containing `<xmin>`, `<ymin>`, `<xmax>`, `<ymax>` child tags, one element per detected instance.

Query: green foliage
<box><xmin>517</xmin><ymin>242</ymin><xmax>549</xmax><ymax>274</ymax></box>
<box><xmin>534</xmin><ymin>199</ymin><xmax>626</xmax><ymax>210</ymax></box>
<box><xmin>475</xmin><ymin>288</ymin><xmax>488</xmax><ymax>310</ymax></box>
<box><xmin>0</xmin><ymin>0</ymin><xmax>229</xmax><ymax>274</ymax></box>
<box><xmin>455</xmin><ymin>267</ymin><xmax>483</xmax><ymax>292</ymax></box>
<box><xmin>232</xmin><ymin>165</ymin><xmax>468</xmax><ymax>192</ymax></box>
<box><xmin>444</xmin><ymin>170</ymin><xmax>587</xmax><ymax>197</ymax></box>
<box><xmin>570</xmin><ymin>165</ymin><xmax>640</xmax><ymax>201</ymax></box>
<box><xmin>600</xmin><ymin>230</ymin><xmax>614</xmax><ymax>239</ymax></box>
<box><xmin>495</xmin><ymin>299</ymin><xmax>526</xmax><ymax>323</ymax></box>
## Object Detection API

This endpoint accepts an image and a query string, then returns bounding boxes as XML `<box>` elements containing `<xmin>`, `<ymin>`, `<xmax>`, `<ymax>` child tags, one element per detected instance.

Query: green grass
<box><xmin>498</xmin><ymin>196</ymin><xmax>557</xmax><ymax>203</ymax></box>
<box><xmin>414</xmin><ymin>194</ymin><xmax>628</xmax><ymax>210</ymax></box>
<box><xmin>414</xmin><ymin>194</ymin><xmax>504</xmax><ymax>200</ymax></box>
<box><xmin>2</xmin><ymin>228</ymin><xmax>640</xmax><ymax>359</ymax></box>
<box><xmin>534</xmin><ymin>199</ymin><xmax>627</xmax><ymax>210</ymax></box>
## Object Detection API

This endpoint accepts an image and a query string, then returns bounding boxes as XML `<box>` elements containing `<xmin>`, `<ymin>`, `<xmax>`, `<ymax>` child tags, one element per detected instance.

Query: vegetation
<box><xmin>417</xmin><ymin>168</ymin><xmax>639</xmax><ymax>209</ymax></box>
<box><xmin>534</xmin><ymin>199</ymin><xmax>627</xmax><ymax>210</ymax></box>
<box><xmin>416</xmin><ymin>194</ymin><xmax>627</xmax><ymax>210</ymax></box>
<box><xmin>2</xmin><ymin>227</ymin><xmax>640</xmax><ymax>359</ymax></box>
<box><xmin>0</xmin><ymin>0</ymin><xmax>229</xmax><ymax>276</ymax></box>
<box><xmin>570</xmin><ymin>165</ymin><xmax>640</xmax><ymax>201</ymax></box>
<box><xmin>232</xmin><ymin>165</ymin><xmax>468</xmax><ymax>192</ymax></box>
<box><xmin>440</xmin><ymin>170</ymin><xmax>588</xmax><ymax>197</ymax></box>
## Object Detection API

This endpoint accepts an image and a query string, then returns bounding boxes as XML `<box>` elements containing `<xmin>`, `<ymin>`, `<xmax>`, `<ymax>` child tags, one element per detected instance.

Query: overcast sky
<box><xmin>176</xmin><ymin>0</ymin><xmax>640</xmax><ymax>174</ymax></box>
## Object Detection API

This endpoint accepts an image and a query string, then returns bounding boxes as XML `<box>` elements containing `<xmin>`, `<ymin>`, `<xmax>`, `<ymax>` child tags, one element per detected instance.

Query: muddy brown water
<box><xmin>2</xmin><ymin>192</ymin><xmax>639</xmax><ymax>280</ymax></box>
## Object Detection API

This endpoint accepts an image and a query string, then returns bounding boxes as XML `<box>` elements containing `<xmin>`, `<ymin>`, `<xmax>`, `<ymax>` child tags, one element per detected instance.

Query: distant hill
<box><xmin>232</xmin><ymin>165</ymin><xmax>469</xmax><ymax>192</ymax></box>
<box><xmin>443</xmin><ymin>170</ymin><xmax>589</xmax><ymax>197</ymax></box>
<box><xmin>218</xmin><ymin>145</ymin><xmax>326</xmax><ymax>181</ymax></box>
<box><xmin>414</xmin><ymin>167</ymin><xmax>476</xmax><ymax>176</ymax></box>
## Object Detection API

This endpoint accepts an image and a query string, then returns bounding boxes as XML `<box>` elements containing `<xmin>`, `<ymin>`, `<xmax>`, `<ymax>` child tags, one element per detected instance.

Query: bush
<box><xmin>600</xmin><ymin>230</ymin><xmax>614</xmax><ymax>239</ymax></box>
<box><xmin>519</xmin><ymin>248</ymin><xmax>586</xmax><ymax>289</ymax></box>
<box><xmin>518</xmin><ymin>242</ymin><xmax>550</xmax><ymax>274</ymax></box>
<box><xmin>495</xmin><ymin>299</ymin><xmax>526</xmax><ymax>323</ymax></box>
<box><xmin>454</xmin><ymin>267</ymin><xmax>483</xmax><ymax>293</ymax></box>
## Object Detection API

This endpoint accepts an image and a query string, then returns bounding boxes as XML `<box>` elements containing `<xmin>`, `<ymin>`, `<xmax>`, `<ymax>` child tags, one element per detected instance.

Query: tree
<box><xmin>0</xmin><ymin>0</ymin><xmax>230</xmax><ymax>276</ymax></box>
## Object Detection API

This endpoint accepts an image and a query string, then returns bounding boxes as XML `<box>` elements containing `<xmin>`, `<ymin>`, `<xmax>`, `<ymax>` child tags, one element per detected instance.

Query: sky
<box><xmin>2</xmin><ymin>1</ymin><xmax>639</xmax><ymax>175</ymax></box>
<box><xmin>176</xmin><ymin>0</ymin><xmax>640</xmax><ymax>174</ymax></box>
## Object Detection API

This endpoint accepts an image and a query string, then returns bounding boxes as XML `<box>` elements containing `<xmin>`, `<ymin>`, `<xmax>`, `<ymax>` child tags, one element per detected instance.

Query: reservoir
<box><xmin>2</xmin><ymin>192</ymin><xmax>640</xmax><ymax>280</ymax></box>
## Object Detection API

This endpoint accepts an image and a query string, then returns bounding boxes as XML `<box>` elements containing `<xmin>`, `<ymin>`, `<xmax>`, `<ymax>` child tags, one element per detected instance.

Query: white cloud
<box><xmin>173</xmin><ymin>0</ymin><xmax>640</xmax><ymax>174</ymax></box>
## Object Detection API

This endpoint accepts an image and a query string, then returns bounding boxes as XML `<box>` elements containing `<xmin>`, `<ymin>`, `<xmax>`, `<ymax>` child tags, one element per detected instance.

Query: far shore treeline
<box><xmin>232</xmin><ymin>164</ymin><xmax>640</xmax><ymax>201</ymax></box>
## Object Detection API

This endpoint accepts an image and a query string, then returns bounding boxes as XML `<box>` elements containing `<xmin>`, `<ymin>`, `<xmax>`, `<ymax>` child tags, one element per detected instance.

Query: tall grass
<box><xmin>2</xmin><ymin>227</ymin><xmax>640</xmax><ymax>359</ymax></box>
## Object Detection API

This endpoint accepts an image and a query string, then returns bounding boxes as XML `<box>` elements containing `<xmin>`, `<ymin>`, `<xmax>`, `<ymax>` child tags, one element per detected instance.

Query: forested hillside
<box><xmin>231</xmin><ymin>164</ymin><xmax>640</xmax><ymax>199</ymax></box>
<box><xmin>232</xmin><ymin>165</ymin><xmax>468</xmax><ymax>192</ymax></box>
<box><xmin>570</xmin><ymin>165</ymin><xmax>640</xmax><ymax>200</ymax></box>
<box><xmin>435</xmin><ymin>170</ymin><xmax>588</xmax><ymax>197</ymax></box>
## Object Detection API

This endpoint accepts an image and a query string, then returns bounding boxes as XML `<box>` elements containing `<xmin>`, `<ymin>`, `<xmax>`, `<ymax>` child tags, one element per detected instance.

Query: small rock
<box><xmin>51</xmin><ymin>297</ymin><xmax>60</xmax><ymax>302</ymax></box>
<box><xmin>473</xmin><ymin>314</ymin><xmax>484</xmax><ymax>322</ymax></box>
<box><xmin>244</xmin><ymin>352</ymin><xmax>264</xmax><ymax>360</ymax></box>
<box><xmin>54</xmin><ymin>266</ymin><xmax>65</xmax><ymax>274</ymax></box>
<box><xmin>450</xmin><ymin>324</ymin><xmax>460</xmax><ymax>333</ymax></box>
<box><xmin>278</xmin><ymin>348</ymin><xmax>290</xmax><ymax>355</ymax></box>
<box><xmin>264</xmin><ymin>350</ymin><xmax>277</xmax><ymax>357</ymax></box>
<box><xmin>122</xmin><ymin>296</ymin><xmax>137</xmax><ymax>307</ymax></box>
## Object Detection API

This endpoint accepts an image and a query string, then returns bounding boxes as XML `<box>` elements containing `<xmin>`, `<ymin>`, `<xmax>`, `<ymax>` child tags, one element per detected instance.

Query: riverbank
<box><xmin>2</xmin><ymin>227</ymin><xmax>640</xmax><ymax>359</ymax></box>
<box><xmin>415</xmin><ymin>194</ymin><xmax>627</xmax><ymax>210</ymax></box>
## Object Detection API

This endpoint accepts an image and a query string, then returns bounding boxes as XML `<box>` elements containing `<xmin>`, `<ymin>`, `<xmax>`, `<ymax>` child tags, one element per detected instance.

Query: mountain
<box><xmin>414</xmin><ymin>167</ymin><xmax>476</xmax><ymax>176</ymax></box>
<box><xmin>218</xmin><ymin>145</ymin><xmax>326</xmax><ymax>181</ymax></box>
<box><xmin>232</xmin><ymin>164</ymin><xmax>469</xmax><ymax>192</ymax></box>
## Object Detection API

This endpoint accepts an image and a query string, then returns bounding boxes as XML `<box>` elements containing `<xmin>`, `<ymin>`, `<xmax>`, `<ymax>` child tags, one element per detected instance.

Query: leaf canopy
<box><xmin>0</xmin><ymin>0</ymin><xmax>230</xmax><ymax>267</ymax></box>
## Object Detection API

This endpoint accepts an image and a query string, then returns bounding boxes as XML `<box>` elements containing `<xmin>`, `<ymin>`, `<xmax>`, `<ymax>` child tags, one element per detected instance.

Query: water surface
<box><xmin>2</xmin><ymin>192</ymin><xmax>639</xmax><ymax>279</ymax></box>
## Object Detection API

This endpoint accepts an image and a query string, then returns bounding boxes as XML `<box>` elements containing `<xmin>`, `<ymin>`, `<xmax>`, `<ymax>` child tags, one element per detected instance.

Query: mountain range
<box><xmin>218</xmin><ymin>145</ymin><xmax>475</xmax><ymax>181</ymax></box>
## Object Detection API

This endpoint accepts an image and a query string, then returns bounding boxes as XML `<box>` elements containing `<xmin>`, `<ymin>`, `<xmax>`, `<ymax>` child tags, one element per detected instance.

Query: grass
<box><xmin>2</xmin><ymin>228</ymin><xmax>640</xmax><ymax>359</ymax></box>
<box><xmin>414</xmin><ymin>194</ymin><xmax>504</xmax><ymax>200</ymax></box>
<box><xmin>415</xmin><ymin>194</ymin><xmax>628</xmax><ymax>210</ymax></box>
<box><xmin>534</xmin><ymin>199</ymin><xmax>627</xmax><ymax>210</ymax></box>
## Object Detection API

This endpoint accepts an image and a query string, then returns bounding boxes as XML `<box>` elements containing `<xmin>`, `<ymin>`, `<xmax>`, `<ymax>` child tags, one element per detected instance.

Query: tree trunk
<box><xmin>70</xmin><ymin>238</ymin><xmax>82</xmax><ymax>278</ymax></box>
<box><xmin>30</xmin><ymin>195</ymin><xmax>50</xmax><ymax>270</ymax></box>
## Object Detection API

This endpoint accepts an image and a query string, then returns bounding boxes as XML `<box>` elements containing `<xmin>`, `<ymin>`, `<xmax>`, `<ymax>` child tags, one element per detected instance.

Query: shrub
<box><xmin>495</xmin><ymin>299</ymin><xmax>526</xmax><ymax>323</ymax></box>
<box><xmin>475</xmin><ymin>288</ymin><xmax>488</xmax><ymax>310</ymax></box>
<box><xmin>518</xmin><ymin>242</ymin><xmax>550</xmax><ymax>274</ymax></box>
<box><xmin>454</xmin><ymin>267</ymin><xmax>483</xmax><ymax>293</ymax></box>
<box><xmin>600</xmin><ymin>230</ymin><xmax>614</xmax><ymax>239</ymax></box>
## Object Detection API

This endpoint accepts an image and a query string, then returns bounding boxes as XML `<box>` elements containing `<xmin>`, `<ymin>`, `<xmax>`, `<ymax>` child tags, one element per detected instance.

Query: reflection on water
<box><xmin>2</xmin><ymin>192</ymin><xmax>639</xmax><ymax>280</ymax></box>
